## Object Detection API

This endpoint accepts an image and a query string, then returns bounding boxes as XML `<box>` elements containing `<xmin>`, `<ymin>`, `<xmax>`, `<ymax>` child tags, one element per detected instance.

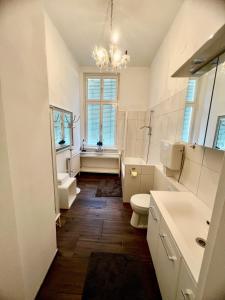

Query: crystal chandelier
<box><xmin>92</xmin><ymin>0</ymin><xmax>130</xmax><ymax>71</ymax></box>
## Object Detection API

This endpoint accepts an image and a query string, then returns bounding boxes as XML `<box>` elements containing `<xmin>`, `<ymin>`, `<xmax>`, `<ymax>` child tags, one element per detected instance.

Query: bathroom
<box><xmin>1</xmin><ymin>0</ymin><xmax>225</xmax><ymax>299</ymax></box>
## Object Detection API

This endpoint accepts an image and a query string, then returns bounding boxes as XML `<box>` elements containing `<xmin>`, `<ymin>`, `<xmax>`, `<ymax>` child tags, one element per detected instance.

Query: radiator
<box><xmin>66</xmin><ymin>152</ymin><xmax>80</xmax><ymax>176</ymax></box>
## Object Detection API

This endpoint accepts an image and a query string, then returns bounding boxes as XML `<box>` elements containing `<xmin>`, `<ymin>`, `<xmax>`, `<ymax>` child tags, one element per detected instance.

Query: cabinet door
<box><xmin>176</xmin><ymin>260</ymin><xmax>196</xmax><ymax>300</ymax></box>
<box><xmin>156</xmin><ymin>219</ymin><xmax>182</xmax><ymax>300</ymax></box>
<box><xmin>147</xmin><ymin>198</ymin><xmax>160</xmax><ymax>268</ymax></box>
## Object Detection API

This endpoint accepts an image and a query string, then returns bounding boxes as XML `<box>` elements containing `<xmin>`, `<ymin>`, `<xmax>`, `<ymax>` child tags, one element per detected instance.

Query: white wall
<box><xmin>146</xmin><ymin>0</ymin><xmax>225</xmax><ymax>210</ymax></box>
<box><xmin>44</xmin><ymin>14</ymin><xmax>80</xmax><ymax>172</ymax></box>
<box><xmin>0</xmin><ymin>1</ymin><xmax>57</xmax><ymax>298</ymax></box>
<box><xmin>119</xmin><ymin>67</ymin><xmax>150</xmax><ymax>111</ymax></box>
<box><xmin>0</xmin><ymin>85</ymin><xmax>25</xmax><ymax>299</ymax></box>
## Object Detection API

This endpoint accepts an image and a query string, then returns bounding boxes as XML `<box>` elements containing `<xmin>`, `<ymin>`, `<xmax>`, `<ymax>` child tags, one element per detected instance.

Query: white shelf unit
<box><xmin>80</xmin><ymin>151</ymin><xmax>120</xmax><ymax>174</ymax></box>
<box><xmin>58</xmin><ymin>177</ymin><xmax>77</xmax><ymax>209</ymax></box>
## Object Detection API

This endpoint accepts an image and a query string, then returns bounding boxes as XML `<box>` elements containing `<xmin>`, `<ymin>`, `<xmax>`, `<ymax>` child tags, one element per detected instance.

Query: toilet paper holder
<box><xmin>130</xmin><ymin>168</ymin><xmax>138</xmax><ymax>177</ymax></box>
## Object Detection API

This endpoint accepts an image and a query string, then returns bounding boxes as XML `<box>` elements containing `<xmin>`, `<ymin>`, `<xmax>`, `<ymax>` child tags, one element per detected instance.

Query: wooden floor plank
<box><xmin>36</xmin><ymin>173</ymin><xmax>159</xmax><ymax>299</ymax></box>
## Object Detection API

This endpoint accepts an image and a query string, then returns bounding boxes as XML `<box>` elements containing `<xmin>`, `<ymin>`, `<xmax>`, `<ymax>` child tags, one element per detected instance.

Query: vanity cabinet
<box><xmin>157</xmin><ymin>219</ymin><xmax>182</xmax><ymax>300</ymax></box>
<box><xmin>147</xmin><ymin>198</ymin><xmax>160</xmax><ymax>268</ymax></box>
<box><xmin>147</xmin><ymin>193</ymin><xmax>199</xmax><ymax>300</ymax></box>
<box><xmin>176</xmin><ymin>260</ymin><xmax>196</xmax><ymax>300</ymax></box>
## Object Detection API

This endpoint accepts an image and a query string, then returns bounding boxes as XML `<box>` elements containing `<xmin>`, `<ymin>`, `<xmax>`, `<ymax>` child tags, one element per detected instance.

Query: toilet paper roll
<box><xmin>130</xmin><ymin>169</ymin><xmax>138</xmax><ymax>177</ymax></box>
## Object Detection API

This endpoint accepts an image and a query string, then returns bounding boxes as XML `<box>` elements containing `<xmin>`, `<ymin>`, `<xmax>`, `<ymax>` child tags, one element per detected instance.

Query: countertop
<box><xmin>151</xmin><ymin>191</ymin><xmax>212</xmax><ymax>282</ymax></box>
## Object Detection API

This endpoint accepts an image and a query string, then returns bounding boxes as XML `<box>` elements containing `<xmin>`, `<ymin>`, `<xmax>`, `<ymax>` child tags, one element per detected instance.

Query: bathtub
<box><xmin>151</xmin><ymin>191</ymin><xmax>212</xmax><ymax>282</ymax></box>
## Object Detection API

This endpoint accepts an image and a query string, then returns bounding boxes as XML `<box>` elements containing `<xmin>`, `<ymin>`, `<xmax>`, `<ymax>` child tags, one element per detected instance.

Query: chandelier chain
<box><xmin>110</xmin><ymin>0</ymin><xmax>113</xmax><ymax>32</ymax></box>
<box><xmin>92</xmin><ymin>0</ymin><xmax>130</xmax><ymax>71</ymax></box>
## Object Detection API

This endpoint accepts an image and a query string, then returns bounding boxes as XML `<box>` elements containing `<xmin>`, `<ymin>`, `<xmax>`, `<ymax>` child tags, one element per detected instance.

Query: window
<box><xmin>181</xmin><ymin>79</ymin><xmax>197</xmax><ymax>143</ymax></box>
<box><xmin>85</xmin><ymin>74</ymin><xmax>118</xmax><ymax>147</ymax></box>
<box><xmin>53</xmin><ymin>107</ymin><xmax>73</xmax><ymax>151</ymax></box>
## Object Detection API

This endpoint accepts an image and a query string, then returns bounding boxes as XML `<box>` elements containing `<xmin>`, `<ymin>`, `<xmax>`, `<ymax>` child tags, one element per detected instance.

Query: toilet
<box><xmin>130</xmin><ymin>194</ymin><xmax>150</xmax><ymax>228</ymax></box>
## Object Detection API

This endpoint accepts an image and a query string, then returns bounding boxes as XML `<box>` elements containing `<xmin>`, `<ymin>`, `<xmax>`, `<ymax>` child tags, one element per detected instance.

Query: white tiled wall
<box><xmin>145</xmin><ymin>87</ymin><xmax>224</xmax><ymax>211</ymax></box>
<box><xmin>118</xmin><ymin>111</ymin><xmax>148</xmax><ymax>158</ymax></box>
<box><xmin>181</xmin><ymin>146</ymin><xmax>224</xmax><ymax>210</ymax></box>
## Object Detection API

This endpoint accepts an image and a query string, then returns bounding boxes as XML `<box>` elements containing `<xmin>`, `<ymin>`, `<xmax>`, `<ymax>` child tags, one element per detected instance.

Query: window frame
<box><xmin>84</xmin><ymin>73</ymin><xmax>119</xmax><ymax>148</ymax></box>
<box><xmin>181</xmin><ymin>79</ymin><xmax>198</xmax><ymax>144</ymax></box>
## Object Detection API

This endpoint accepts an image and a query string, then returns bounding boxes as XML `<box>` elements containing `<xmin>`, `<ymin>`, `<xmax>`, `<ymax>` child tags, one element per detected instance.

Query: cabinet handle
<box><xmin>159</xmin><ymin>233</ymin><xmax>177</xmax><ymax>261</ymax></box>
<box><xmin>181</xmin><ymin>289</ymin><xmax>194</xmax><ymax>299</ymax></box>
<box><xmin>149</xmin><ymin>206</ymin><xmax>158</xmax><ymax>221</ymax></box>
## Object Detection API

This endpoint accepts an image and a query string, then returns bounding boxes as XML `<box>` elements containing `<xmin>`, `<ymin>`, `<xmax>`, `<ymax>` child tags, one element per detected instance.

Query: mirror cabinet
<box><xmin>183</xmin><ymin>52</ymin><xmax>225</xmax><ymax>151</ymax></box>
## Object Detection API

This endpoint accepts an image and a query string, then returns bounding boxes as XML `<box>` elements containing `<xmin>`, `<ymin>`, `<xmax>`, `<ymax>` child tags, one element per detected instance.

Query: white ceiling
<box><xmin>44</xmin><ymin>0</ymin><xmax>184</xmax><ymax>66</ymax></box>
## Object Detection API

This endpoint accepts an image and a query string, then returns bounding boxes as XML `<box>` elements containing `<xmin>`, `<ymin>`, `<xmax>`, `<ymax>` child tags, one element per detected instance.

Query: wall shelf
<box><xmin>58</xmin><ymin>175</ymin><xmax>77</xmax><ymax>209</ymax></box>
<box><xmin>80</xmin><ymin>151</ymin><xmax>120</xmax><ymax>174</ymax></box>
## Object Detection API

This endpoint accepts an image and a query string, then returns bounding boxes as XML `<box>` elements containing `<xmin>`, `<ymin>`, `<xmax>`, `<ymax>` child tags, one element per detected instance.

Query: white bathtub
<box><xmin>123</xmin><ymin>156</ymin><xmax>146</xmax><ymax>165</ymax></box>
<box><xmin>151</xmin><ymin>191</ymin><xmax>212</xmax><ymax>282</ymax></box>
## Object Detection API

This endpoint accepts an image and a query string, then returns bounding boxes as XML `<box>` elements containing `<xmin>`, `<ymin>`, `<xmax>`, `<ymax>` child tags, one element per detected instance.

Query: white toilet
<box><xmin>130</xmin><ymin>194</ymin><xmax>150</xmax><ymax>228</ymax></box>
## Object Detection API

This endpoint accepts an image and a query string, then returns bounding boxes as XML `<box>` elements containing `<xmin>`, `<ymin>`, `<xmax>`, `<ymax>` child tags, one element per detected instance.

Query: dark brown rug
<box><xmin>95</xmin><ymin>177</ymin><xmax>122</xmax><ymax>197</ymax></box>
<box><xmin>82</xmin><ymin>252</ymin><xmax>162</xmax><ymax>300</ymax></box>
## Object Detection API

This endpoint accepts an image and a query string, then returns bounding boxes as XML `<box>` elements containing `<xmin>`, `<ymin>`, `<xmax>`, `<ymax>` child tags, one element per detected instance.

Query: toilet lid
<box><xmin>131</xmin><ymin>194</ymin><xmax>150</xmax><ymax>208</ymax></box>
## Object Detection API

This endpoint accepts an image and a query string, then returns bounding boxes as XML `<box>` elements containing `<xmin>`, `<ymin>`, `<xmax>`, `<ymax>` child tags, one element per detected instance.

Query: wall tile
<box><xmin>197</xmin><ymin>166</ymin><xmax>220</xmax><ymax>210</ymax></box>
<box><xmin>140</xmin><ymin>174</ymin><xmax>154</xmax><ymax>193</ymax></box>
<box><xmin>203</xmin><ymin>148</ymin><xmax>224</xmax><ymax>173</ymax></box>
<box><xmin>127</xmin><ymin>111</ymin><xmax>138</xmax><ymax>120</ymax></box>
<box><xmin>170</xmin><ymin>93</ymin><xmax>180</xmax><ymax>112</ymax></box>
<box><xmin>184</xmin><ymin>144</ymin><xmax>204</xmax><ymax>164</ymax></box>
<box><xmin>167</xmin><ymin>111</ymin><xmax>178</xmax><ymax>142</ymax></box>
<box><xmin>141</xmin><ymin>165</ymin><xmax>154</xmax><ymax>175</ymax></box>
<box><xmin>177</xmin><ymin>89</ymin><xmax>186</xmax><ymax>110</ymax></box>
<box><xmin>135</xmin><ymin>139</ymin><xmax>145</xmax><ymax>158</ymax></box>
<box><xmin>180</xmin><ymin>159</ymin><xmax>201</xmax><ymax>194</ymax></box>
<box><xmin>160</xmin><ymin>115</ymin><xmax>169</xmax><ymax>140</ymax></box>
<box><xmin>137</xmin><ymin>119</ymin><xmax>147</xmax><ymax>140</ymax></box>
<box><xmin>175</xmin><ymin>109</ymin><xmax>184</xmax><ymax>141</ymax></box>
<box><xmin>117</xmin><ymin>110</ymin><xmax>125</xmax><ymax>120</ymax></box>
<box><xmin>125</xmin><ymin>112</ymin><xmax>148</xmax><ymax>158</ymax></box>
<box><xmin>138</xmin><ymin>111</ymin><xmax>146</xmax><ymax>121</ymax></box>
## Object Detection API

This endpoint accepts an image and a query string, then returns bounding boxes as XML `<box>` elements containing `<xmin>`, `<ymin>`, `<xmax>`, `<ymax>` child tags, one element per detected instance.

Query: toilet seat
<box><xmin>130</xmin><ymin>193</ymin><xmax>150</xmax><ymax>228</ymax></box>
<box><xmin>130</xmin><ymin>194</ymin><xmax>150</xmax><ymax>210</ymax></box>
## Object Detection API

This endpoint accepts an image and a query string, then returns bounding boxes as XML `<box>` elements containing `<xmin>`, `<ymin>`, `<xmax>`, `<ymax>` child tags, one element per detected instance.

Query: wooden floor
<box><xmin>36</xmin><ymin>173</ymin><xmax>159</xmax><ymax>299</ymax></box>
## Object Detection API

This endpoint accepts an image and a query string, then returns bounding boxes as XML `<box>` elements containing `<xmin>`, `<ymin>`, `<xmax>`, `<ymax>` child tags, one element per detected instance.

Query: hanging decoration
<box><xmin>92</xmin><ymin>0</ymin><xmax>130</xmax><ymax>71</ymax></box>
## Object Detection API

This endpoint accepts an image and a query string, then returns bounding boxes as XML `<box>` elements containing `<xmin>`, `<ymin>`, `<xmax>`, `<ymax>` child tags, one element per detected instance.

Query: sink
<box><xmin>196</xmin><ymin>237</ymin><xmax>206</xmax><ymax>248</ymax></box>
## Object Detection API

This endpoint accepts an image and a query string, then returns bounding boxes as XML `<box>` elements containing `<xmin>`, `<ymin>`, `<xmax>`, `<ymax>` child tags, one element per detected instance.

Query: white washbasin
<box><xmin>151</xmin><ymin>191</ymin><xmax>212</xmax><ymax>282</ymax></box>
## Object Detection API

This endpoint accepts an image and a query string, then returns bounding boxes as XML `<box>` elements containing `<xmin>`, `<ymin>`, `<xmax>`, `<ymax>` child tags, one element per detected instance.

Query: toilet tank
<box><xmin>160</xmin><ymin>140</ymin><xmax>184</xmax><ymax>171</ymax></box>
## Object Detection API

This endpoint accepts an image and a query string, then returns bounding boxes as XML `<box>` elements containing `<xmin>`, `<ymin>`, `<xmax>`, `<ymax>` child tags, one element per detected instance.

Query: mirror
<box><xmin>52</xmin><ymin>106</ymin><xmax>73</xmax><ymax>151</ymax></box>
<box><xmin>183</xmin><ymin>53</ymin><xmax>225</xmax><ymax>151</ymax></box>
<box><xmin>205</xmin><ymin>53</ymin><xmax>225</xmax><ymax>150</ymax></box>
<box><xmin>191</xmin><ymin>58</ymin><xmax>218</xmax><ymax>146</ymax></box>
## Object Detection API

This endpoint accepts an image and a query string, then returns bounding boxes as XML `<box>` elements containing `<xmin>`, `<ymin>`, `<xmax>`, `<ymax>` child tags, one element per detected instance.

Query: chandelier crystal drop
<box><xmin>92</xmin><ymin>0</ymin><xmax>130</xmax><ymax>71</ymax></box>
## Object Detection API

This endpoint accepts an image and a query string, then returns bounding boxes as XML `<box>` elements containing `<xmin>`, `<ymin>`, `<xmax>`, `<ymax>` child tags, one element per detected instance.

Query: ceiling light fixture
<box><xmin>92</xmin><ymin>0</ymin><xmax>130</xmax><ymax>72</ymax></box>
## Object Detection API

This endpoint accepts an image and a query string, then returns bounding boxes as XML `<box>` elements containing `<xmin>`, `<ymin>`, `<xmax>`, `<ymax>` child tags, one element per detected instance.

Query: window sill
<box><xmin>84</xmin><ymin>146</ymin><xmax>118</xmax><ymax>151</ymax></box>
<box><xmin>56</xmin><ymin>145</ymin><xmax>70</xmax><ymax>154</ymax></box>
